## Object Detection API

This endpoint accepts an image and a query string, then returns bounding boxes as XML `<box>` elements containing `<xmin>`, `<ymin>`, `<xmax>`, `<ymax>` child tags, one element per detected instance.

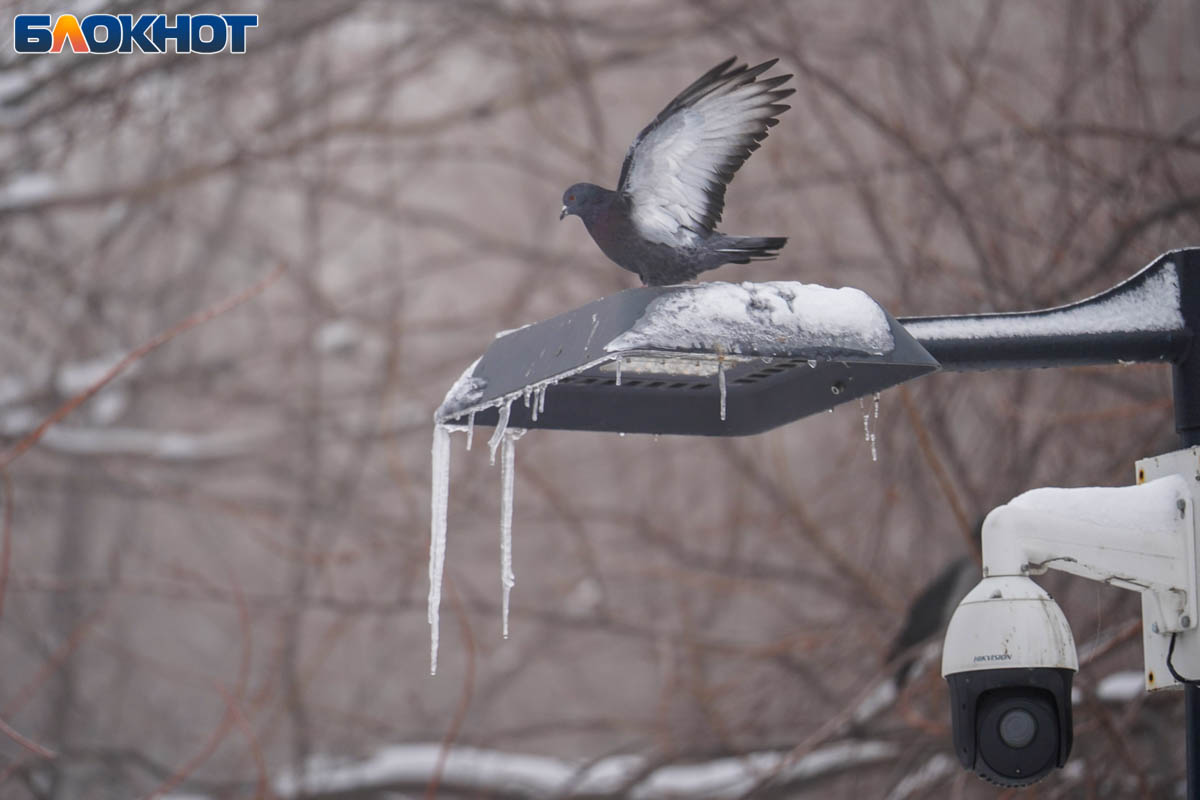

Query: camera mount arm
<box><xmin>977</xmin><ymin>447</ymin><xmax>1200</xmax><ymax>690</ymax></box>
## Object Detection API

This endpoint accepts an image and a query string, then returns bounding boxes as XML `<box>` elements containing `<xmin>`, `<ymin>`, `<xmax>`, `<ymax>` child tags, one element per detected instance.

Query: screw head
<box><xmin>1152</xmin><ymin>623</ymin><xmax>1161</xmax><ymax>634</ymax></box>
<box><xmin>1184</xmin><ymin>616</ymin><xmax>1193</xmax><ymax>629</ymax></box>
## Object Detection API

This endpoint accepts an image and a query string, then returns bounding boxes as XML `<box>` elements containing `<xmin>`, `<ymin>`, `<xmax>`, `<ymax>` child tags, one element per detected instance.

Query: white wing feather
<box><xmin>619</xmin><ymin>62</ymin><xmax>792</xmax><ymax>247</ymax></box>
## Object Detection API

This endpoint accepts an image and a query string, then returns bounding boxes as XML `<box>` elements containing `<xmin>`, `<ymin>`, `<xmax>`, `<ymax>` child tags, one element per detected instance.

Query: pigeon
<box><xmin>560</xmin><ymin>57</ymin><xmax>793</xmax><ymax>286</ymax></box>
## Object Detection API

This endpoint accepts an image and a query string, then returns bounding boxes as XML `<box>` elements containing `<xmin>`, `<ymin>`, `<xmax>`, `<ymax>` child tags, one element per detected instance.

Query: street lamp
<box><xmin>436</xmin><ymin>281</ymin><xmax>937</xmax><ymax>437</ymax></box>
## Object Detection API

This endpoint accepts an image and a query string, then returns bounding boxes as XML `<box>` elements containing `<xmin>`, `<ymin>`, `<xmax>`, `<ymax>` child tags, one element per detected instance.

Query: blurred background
<box><xmin>1</xmin><ymin>0</ymin><xmax>1199</xmax><ymax>797</ymax></box>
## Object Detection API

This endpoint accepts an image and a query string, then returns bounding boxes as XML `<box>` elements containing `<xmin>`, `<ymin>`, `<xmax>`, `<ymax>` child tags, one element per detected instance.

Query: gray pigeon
<box><xmin>560</xmin><ymin>57</ymin><xmax>793</xmax><ymax>286</ymax></box>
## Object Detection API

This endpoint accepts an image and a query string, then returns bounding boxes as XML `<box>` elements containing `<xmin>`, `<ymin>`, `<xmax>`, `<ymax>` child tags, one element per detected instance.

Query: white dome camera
<box><xmin>942</xmin><ymin>576</ymin><xmax>1078</xmax><ymax>787</ymax></box>
<box><xmin>942</xmin><ymin>451</ymin><xmax>1200</xmax><ymax>789</ymax></box>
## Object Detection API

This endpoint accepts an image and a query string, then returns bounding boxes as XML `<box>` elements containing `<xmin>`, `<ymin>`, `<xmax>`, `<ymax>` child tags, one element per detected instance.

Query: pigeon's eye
<box><xmin>568</xmin><ymin>194</ymin><xmax>575</xmax><ymax>202</ymax></box>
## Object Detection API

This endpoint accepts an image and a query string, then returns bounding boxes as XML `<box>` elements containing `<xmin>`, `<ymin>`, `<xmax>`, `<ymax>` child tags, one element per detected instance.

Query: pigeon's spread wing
<box><xmin>617</xmin><ymin>58</ymin><xmax>793</xmax><ymax>247</ymax></box>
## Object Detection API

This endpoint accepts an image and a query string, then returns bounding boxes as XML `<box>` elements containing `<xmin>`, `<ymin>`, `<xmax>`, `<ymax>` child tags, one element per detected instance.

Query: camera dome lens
<box><xmin>974</xmin><ymin>686</ymin><xmax>1062</xmax><ymax>786</ymax></box>
<box><xmin>998</xmin><ymin>708</ymin><xmax>1037</xmax><ymax>748</ymax></box>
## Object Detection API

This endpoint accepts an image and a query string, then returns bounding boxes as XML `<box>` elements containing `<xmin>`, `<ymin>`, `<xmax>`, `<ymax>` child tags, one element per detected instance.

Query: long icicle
<box><xmin>499</xmin><ymin>430</ymin><xmax>524</xmax><ymax>638</ymax></box>
<box><xmin>428</xmin><ymin>424</ymin><xmax>453</xmax><ymax>675</ymax></box>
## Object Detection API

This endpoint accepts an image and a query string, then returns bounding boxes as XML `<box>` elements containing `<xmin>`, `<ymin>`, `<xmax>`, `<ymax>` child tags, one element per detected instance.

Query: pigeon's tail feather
<box><xmin>713</xmin><ymin>236</ymin><xmax>787</xmax><ymax>263</ymax></box>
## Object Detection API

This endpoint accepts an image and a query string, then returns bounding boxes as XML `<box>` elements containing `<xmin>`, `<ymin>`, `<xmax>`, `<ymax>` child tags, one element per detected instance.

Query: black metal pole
<box><xmin>1175</xmin><ymin>250</ymin><xmax>1200</xmax><ymax>446</ymax></box>
<box><xmin>1188</xmin><ymin>684</ymin><xmax>1200</xmax><ymax>800</ymax></box>
<box><xmin>1175</xmin><ymin>249</ymin><xmax>1200</xmax><ymax>800</ymax></box>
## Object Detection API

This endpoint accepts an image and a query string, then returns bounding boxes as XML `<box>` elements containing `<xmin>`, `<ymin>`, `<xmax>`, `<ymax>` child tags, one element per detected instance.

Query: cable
<box><xmin>1169</xmin><ymin>632</ymin><xmax>1200</xmax><ymax>685</ymax></box>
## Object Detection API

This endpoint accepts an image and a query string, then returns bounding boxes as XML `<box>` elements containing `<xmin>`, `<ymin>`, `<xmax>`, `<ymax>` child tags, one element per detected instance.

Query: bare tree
<box><xmin>0</xmin><ymin>1</ymin><xmax>1197</xmax><ymax>797</ymax></box>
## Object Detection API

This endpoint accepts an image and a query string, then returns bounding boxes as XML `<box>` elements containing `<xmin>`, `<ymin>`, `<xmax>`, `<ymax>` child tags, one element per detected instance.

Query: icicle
<box><xmin>466</xmin><ymin>412</ymin><xmax>475</xmax><ymax>451</ymax></box>
<box><xmin>499</xmin><ymin>430</ymin><xmax>524</xmax><ymax>639</ymax></box>
<box><xmin>718</xmin><ymin>360</ymin><xmax>727</xmax><ymax>421</ymax></box>
<box><xmin>429</xmin><ymin>424</ymin><xmax>453</xmax><ymax>675</ymax></box>
<box><xmin>857</xmin><ymin>394</ymin><xmax>881</xmax><ymax>461</ymax></box>
<box><xmin>523</xmin><ymin>385</ymin><xmax>532</xmax><ymax>408</ymax></box>
<box><xmin>615</xmin><ymin>356</ymin><xmax>623</xmax><ymax>386</ymax></box>
<box><xmin>871</xmin><ymin>392</ymin><xmax>881</xmax><ymax>461</ymax></box>
<box><xmin>860</xmin><ymin>397</ymin><xmax>872</xmax><ymax>460</ymax></box>
<box><xmin>538</xmin><ymin>384</ymin><xmax>547</xmax><ymax>415</ymax></box>
<box><xmin>531</xmin><ymin>384</ymin><xmax>547</xmax><ymax>422</ymax></box>
<box><xmin>488</xmin><ymin>401</ymin><xmax>512</xmax><ymax>465</ymax></box>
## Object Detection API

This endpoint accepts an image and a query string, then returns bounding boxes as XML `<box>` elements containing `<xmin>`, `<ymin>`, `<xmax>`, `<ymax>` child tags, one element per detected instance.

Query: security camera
<box><xmin>942</xmin><ymin>446</ymin><xmax>1200</xmax><ymax>789</ymax></box>
<box><xmin>942</xmin><ymin>576</ymin><xmax>1077</xmax><ymax>787</ymax></box>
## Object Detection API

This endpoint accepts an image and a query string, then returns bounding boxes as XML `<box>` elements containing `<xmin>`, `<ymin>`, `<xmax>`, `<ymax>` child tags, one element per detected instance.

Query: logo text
<box><xmin>14</xmin><ymin>14</ymin><xmax>258</xmax><ymax>54</ymax></box>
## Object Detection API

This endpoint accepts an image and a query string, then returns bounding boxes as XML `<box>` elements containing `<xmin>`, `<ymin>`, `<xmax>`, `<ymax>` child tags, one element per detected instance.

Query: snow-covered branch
<box><xmin>274</xmin><ymin>740</ymin><xmax>899</xmax><ymax>799</ymax></box>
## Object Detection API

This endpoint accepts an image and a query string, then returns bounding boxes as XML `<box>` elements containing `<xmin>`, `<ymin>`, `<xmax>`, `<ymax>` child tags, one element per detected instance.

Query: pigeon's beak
<box><xmin>559</xmin><ymin>205</ymin><xmax>569</xmax><ymax>221</ymax></box>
